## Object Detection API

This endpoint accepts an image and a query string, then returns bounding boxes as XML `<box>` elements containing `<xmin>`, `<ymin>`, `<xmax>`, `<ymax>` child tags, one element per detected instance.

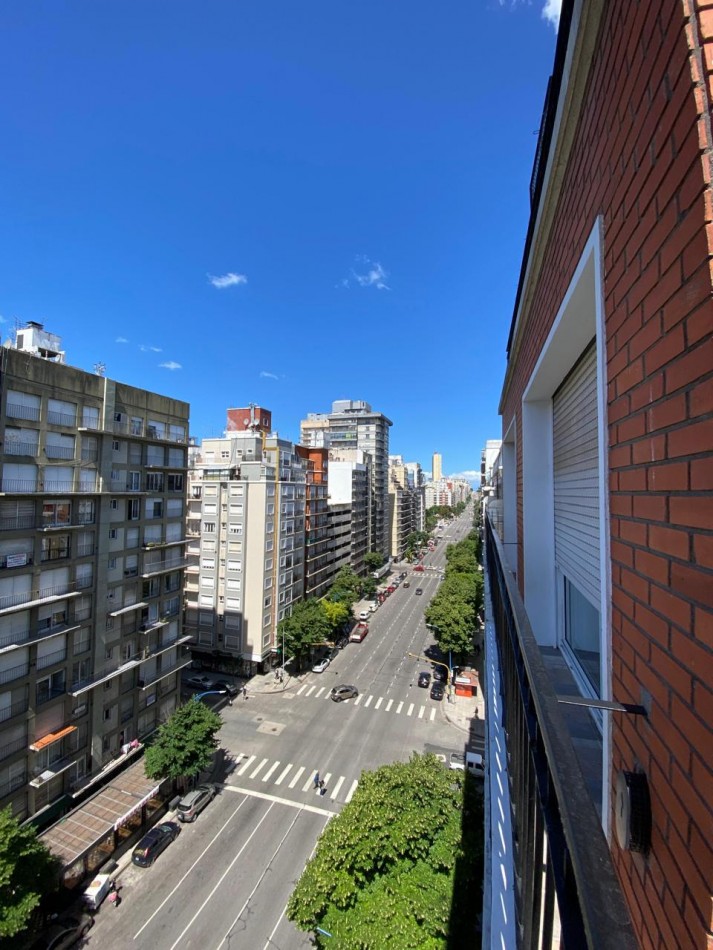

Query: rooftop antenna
<box><xmin>93</xmin><ymin>362</ymin><xmax>106</xmax><ymax>377</ymax></box>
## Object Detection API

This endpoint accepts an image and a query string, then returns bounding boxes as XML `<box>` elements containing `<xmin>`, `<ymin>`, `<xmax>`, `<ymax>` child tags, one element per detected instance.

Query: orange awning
<box><xmin>30</xmin><ymin>724</ymin><xmax>77</xmax><ymax>752</ymax></box>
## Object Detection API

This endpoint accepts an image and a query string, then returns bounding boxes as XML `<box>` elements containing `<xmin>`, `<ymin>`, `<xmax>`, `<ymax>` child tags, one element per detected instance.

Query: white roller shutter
<box><xmin>553</xmin><ymin>342</ymin><xmax>600</xmax><ymax>607</ymax></box>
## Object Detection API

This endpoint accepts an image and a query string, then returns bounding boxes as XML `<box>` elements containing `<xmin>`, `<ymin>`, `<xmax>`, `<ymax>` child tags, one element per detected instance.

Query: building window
<box><xmin>127</xmin><ymin>499</ymin><xmax>140</xmax><ymax>521</ymax></box>
<box><xmin>203</xmin><ymin>522</ymin><xmax>216</xmax><ymax>533</ymax></box>
<box><xmin>112</xmin><ymin>440</ymin><xmax>120</xmax><ymax>451</ymax></box>
<box><xmin>111</xmin><ymin>500</ymin><xmax>118</xmax><ymax>510</ymax></box>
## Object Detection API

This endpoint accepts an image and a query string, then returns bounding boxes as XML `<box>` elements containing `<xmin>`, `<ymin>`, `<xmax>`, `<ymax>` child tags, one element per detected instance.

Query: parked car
<box><xmin>449</xmin><ymin>751</ymin><xmax>485</xmax><ymax>776</ymax></box>
<box><xmin>132</xmin><ymin>821</ymin><xmax>181</xmax><ymax>867</ymax></box>
<box><xmin>358</xmin><ymin>610</ymin><xmax>369</xmax><ymax>621</ymax></box>
<box><xmin>177</xmin><ymin>783</ymin><xmax>216</xmax><ymax>823</ymax></box>
<box><xmin>418</xmin><ymin>671</ymin><xmax>431</xmax><ymax>688</ymax></box>
<box><xmin>213</xmin><ymin>680</ymin><xmax>239</xmax><ymax>698</ymax></box>
<box><xmin>432</xmin><ymin>667</ymin><xmax>447</xmax><ymax>682</ymax></box>
<box><xmin>430</xmin><ymin>682</ymin><xmax>445</xmax><ymax>701</ymax></box>
<box><xmin>184</xmin><ymin>674</ymin><xmax>215</xmax><ymax>691</ymax></box>
<box><xmin>312</xmin><ymin>657</ymin><xmax>331</xmax><ymax>673</ymax></box>
<box><xmin>330</xmin><ymin>684</ymin><xmax>359</xmax><ymax>702</ymax></box>
<box><xmin>415</xmin><ymin>588</ymin><xmax>423</xmax><ymax>595</ymax></box>
<box><xmin>403</xmin><ymin>581</ymin><xmax>410</xmax><ymax>588</ymax></box>
<box><xmin>413</xmin><ymin>565</ymin><xmax>425</xmax><ymax>572</ymax></box>
<box><xmin>29</xmin><ymin>913</ymin><xmax>94</xmax><ymax>950</ymax></box>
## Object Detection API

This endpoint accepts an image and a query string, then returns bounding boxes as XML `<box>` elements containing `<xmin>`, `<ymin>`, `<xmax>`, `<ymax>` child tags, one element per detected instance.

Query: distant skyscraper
<box><xmin>432</xmin><ymin>452</ymin><xmax>443</xmax><ymax>482</ymax></box>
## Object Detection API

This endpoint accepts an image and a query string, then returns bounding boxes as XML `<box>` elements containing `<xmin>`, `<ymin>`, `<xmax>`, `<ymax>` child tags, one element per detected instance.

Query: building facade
<box><xmin>301</xmin><ymin>400</ymin><xmax>392</xmax><ymax>563</ymax></box>
<box><xmin>431</xmin><ymin>452</ymin><xmax>442</xmax><ymax>483</ymax></box>
<box><xmin>296</xmin><ymin>445</ymin><xmax>333</xmax><ymax>599</ymax></box>
<box><xmin>0</xmin><ymin>324</ymin><xmax>190</xmax><ymax>822</ymax></box>
<box><xmin>490</xmin><ymin>1</ymin><xmax>713</xmax><ymax>946</ymax></box>
<box><xmin>185</xmin><ymin>417</ymin><xmax>306</xmax><ymax>676</ymax></box>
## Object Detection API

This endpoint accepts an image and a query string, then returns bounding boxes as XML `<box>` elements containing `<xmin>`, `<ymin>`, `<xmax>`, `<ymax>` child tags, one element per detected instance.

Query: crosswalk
<box><xmin>227</xmin><ymin>752</ymin><xmax>360</xmax><ymax>804</ymax></box>
<box><xmin>293</xmin><ymin>682</ymin><xmax>439</xmax><ymax>722</ymax></box>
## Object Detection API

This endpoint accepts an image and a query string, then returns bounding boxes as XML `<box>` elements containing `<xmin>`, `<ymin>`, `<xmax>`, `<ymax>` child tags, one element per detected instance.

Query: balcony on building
<box><xmin>0</xmin><ymin>767</ymin><xmax>27</xmax><ymax>801</ymax></box>
<box><xmin>69</xmin><ymin>637</ymin><xmax>191</xmax><ymax>697</ymax></box>
<box><xmin>0</xmin><ymin>478</ymin><xmax>98</xmax><ymax>495</ymax></box>
<box><xmin>138</xmin><ymin>652</ymin><xmax>192</xmax><ymax>690</ymax></box>
<box><xmin>142</xmin><ymin>536</ymin><xmax>190</xmax><ymax>550</ymax></box>
<box><xmin>482</xmin><ymin>512</ymin><xmax>636</xmax><ymax>949</ymax></box>
<box><xmin>141</xmin><ymin>555</ymin><xmax>185</xmax><ymax>578</ymax></box>
<box><xmin>0</xmin><ymin>580</ymin><xmax>83</xmax><ymax>618</ymax></box>
<box><xmin>30</xmin><ymin>749</ymin><xmax>83</xmax><ymax>788</ymax></box>
<box><xmin>0</xmin><ymin>696</ymin><xmax>30</xmax><ymax>725</ymax></box>
<box><xmin>0</xmin><ymin>734</ymin><xmax>27</xmax><ymax>764</ymax></box>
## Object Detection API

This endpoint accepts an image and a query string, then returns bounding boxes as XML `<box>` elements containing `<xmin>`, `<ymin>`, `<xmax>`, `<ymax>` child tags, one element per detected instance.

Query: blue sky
<box><xmin>0</xmin><ymin>1</ymin><xmax>559</xmax><ymax>483</ymax></box>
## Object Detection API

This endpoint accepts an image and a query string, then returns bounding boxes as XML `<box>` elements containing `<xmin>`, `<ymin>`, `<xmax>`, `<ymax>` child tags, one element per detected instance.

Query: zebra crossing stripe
<box><xmin>374</xmin><ymin>697</ymin><xmax>383</xmax><ymax>710</ymax></box>
<box><xmin>418</xmin><ymin>706</ymin><xmax>425</xmax><ymax>719</ymax></box>
<box><xmin>315</xmin><ymin>687</ymin><xmax>326</xmax><ymax>698</ymax></box>
<box><xmin>385</xmin><ymin>699</ymin><xmax>393</xmax><ymax>711</ymax></box>
<box><xmin>345</xmin><ymin>779</ymin><xmax>358</xmax><ymax>803</ymax></box>
<box><xmin>288</xmin><ymin>766</ymin><xmax>305</xmax><ymax>789</ymax></box>
<box><xmin>250</xmin><ymin>757</ymin><xmax>268</xmax><ymax>779</ymax></box>
<box><xmin>301</xmin><ymin>773</ymin><xmax>315</xmax><ymax>793</ymax></box>
<box><xmin>354</xmin><ymin>694</ymin><xmax>362</xmax><ymax>705</ymax></box>
<box><xmin>296</xmin><ymin>684</ymin><xmax>307</xmax><ymax>696</ymax></box>
<box><xmin>236</xmin><ymin>755</ymin><xmax>255</xmax><ymax>776</ymax></box>
<box><xmin>429</xmin><ymin>708</ymin><xmax>436</xmax><ymax>721</ymax></box>
<box><xmin>306</xmin><ymin>686</ymin><xmax>316</xmax><ymax>697</ymax></box>
<box><xmin>364</xmin><ymin>695</ymin><xmax>373</xmax><ymax>708</ymax></box>
<box><xmin>262</xmin><ymin>761</ymin><xmax>281</xmax><ymax>782</ymax></box>
<box><xmin>274</xmin><ymin>763</ymin><xmax>292</xmax><ymax>786</ymax></box>
<box><xmin>331</xmin><ymin>776</ymin><xmax>345</xmax><ymax>800</ymax></box>
<box><xmin>407</xmin><ymin>703</ymin><xmax>414</xmax><ymax>717</ymax></box>
<box><xmin>396</xmin><ymin>702</ymin><xmax>403</xmax><ymax>714</ymax></box>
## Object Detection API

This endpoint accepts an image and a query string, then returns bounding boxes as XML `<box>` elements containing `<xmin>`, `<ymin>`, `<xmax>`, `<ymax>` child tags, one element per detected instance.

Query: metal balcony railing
<box><xmin>0</xmin><ymin>554</ymin><xmax>33</xmax><ymax>570</ymax></box>
<box><xmin>0</xmin><ymin>515</ymin><xmax>36</xmax><ymax>531</ymax></box>
<box><xmin>6</xmin><ymin>403</ymin><xmax>40</xmax><ymax>422</ymax></box>
<box><xmin>5</xmin><ymin>441</ymin><xmax>40</xmax><ymax>457</ymax></box>
<box><xmin>0</xmin><ymin>735</ymin><xmax>28</xmax><ymax>762</ymax></box>
<box><xmin>484</xmin><ymin>515</ymin><xmax>635</xmax><ymax>949</ymax></box>
<box><xmin>36</xmin><ymin>648</ymin><xmax>67</xmax><ymax>671</ymax></box>
<box><xmin>0</xmin><ymin>697</ymin><xmax>29</xmax><ymax>724</ymax></box>
<box><xmin>45</xmin><ymin>445</ymin><xmax>75</xmax><ymax>460</ymax></box>
<box><xmin>47</xmin><ymin>410</ymin><xmax>77</xmax><ymax>427</ymax></box>
<box><xmin>0</xmin><ymin>580</ymin><xmax>81</xmax><ymax>612</ymax></box>
<box><xmin>36</xmin><ymin>685</ymin><xmax>66</xmax><ymax>707</ymax></box>
<box><xmin>0</xmin><ymin>769</ymin><xmax>27</xmax><ymax>800</ymax></box>
<box><xmin>0</xmin><ymin>662</ymin><xmax>30</xmax><ymax>686</ymax></box>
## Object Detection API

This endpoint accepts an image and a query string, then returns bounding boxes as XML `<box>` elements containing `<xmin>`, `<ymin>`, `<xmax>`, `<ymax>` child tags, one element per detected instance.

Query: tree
<box><xmin>287</xmin><ymin>754</ymin><xmax>482</xmax><ymax>948</ymax></box>
<box><xmin>327</xmin><ymin>566</ymin><xmax>361</xmax><ymax>606</ymax></box>
<box><xmin>322</xmin><ymin>599</ymin><xmax>351</xmax><ymax>636</ymax></box>
<box><xmin>278</xmin><ymin>599</ymin><xmax>332</xmax><ymax>668</ymax></box>
<box><xmin>0</xmin><ymin>807</ymin><xmax>59</xmax><ymax>938</ymax></box>
<box><xmin>144</xmin><ymin>699</ymin><xmax>222</xmax><ymax>784</ymax></box>
<box><xmin>363</xmin><ymin>552</ymin><xmax>384</xmax><ymax>571</ymax></box>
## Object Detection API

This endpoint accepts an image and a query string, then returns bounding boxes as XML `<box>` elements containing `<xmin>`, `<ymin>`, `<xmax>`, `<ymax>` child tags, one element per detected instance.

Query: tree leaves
<box><xmin>0</xmin><ymin>807</ymin><xmax>59</xmax><ymax>937</ymax></box>
<box><xmin>143</xmin><ymin>699</ymin><xmax>222</xmax><ymax>782</ymax></box>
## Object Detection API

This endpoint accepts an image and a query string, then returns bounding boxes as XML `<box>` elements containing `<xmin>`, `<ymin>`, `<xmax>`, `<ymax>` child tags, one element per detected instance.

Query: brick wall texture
<box><xmin>500</xmin><ymin>1</ymin><xmax>712</xmax><ymax>947</ymax></box>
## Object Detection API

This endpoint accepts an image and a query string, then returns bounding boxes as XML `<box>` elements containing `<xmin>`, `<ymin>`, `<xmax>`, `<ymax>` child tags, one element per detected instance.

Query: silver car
<box><xmin>177</xmin><ymin>783</ymin><xmax>216</xmax><ymax>822</ymax></box>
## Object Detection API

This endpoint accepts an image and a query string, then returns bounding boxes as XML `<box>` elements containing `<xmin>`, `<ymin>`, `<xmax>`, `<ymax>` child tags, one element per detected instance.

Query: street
<box><xmin>87</xmin><ymin>510</ymin><xmax>475</xmax><ymax>949</ymax></box>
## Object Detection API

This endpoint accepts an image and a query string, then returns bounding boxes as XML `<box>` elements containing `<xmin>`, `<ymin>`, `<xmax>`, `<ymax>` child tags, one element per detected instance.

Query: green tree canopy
<box><xmin>0</xmin><ymin>807</ymin><xmax>59</xmax><ymax>938</ymax></box>
<box><xmin>278</xmin><ymin>598</ymin><xmax>332</xmax><ymax>667</ymax></box>
<box><xmin>144</xmin><ymin>699</ymin><xmax>222</xmax><ymax>783</ymax></box>
<box><xmin>327</xmin><ymin>566</ymin><xmax>362</xmax><ymax>606</ymax></box>
<box><xmin>363</xmin><ymin>552</ymin><xmax>384</xmax><ymax>571</ymax></box>
<box><xmin>287</xmin><ymin>754</ymin><xmax>482</xmax><ymax>949</ymax></box>
<box><xmin>322</xmin><ymin>599</ymin><xmax>351</xmax><ymax>635</ymax></box>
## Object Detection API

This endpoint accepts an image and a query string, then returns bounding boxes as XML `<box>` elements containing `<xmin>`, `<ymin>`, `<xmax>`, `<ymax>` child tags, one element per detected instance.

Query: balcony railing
<box><xmin>47</xmin><ymin>410</ymin><xmax>77</xmax><ymax>427</ymax></box>
<box><xmin>0</xmin><ymin>768</ymin><xmax>27</xmax><ymax>800</ymax></box>
<box><xmin>36</xmin><ymin>685</ymin><xmax>66</xmax><ymax>707</ymax></box>
<box><xmin>0</xmin><ymin>662</ymin><xmax>30</xmax><ymax>686</ymax></box>
<box><xmin>0</xmin><ymin>697</ymin><xmax>29</xmax><ymax>724</ymax></box>
<box><xmin>0</xmin><ymin>515</ymin><xmax>36</xmax><ymax>531</ymax></box>
<box><xmin>0</xmin><ymin>734</ymin><xmax>28</xmax><ymax>762</ymax></box>
<box><xmin>5</xmin><ymin>441</ymin><xmax>40</xmax><ymax>457</ymax></box>
<box><xmin>0</xmin><ymin>580</ymin><xmax>82</xmax><ymax>612</ymax></box>
<box><xmin>36</xmin><ymin>648</ymin><xmax>67</xmax><ymax>671</ymax></box>
<box><xmin>0</xmin><ymin>479</ymin><xmax>97</xmax><ymax>494</ymax></box>
<box><xmin>484</xmin><ymin>515</ymin><xmax>636</xmax><ymax>949</ymax></box>
<box><xmin>6</xmin><ymin>403</ymin><xmax>40</xmax><ymax>422</ymax></box>
<box><xmin>0</xmin><ymin>554</ymin><xmax>33</xmax><ymax>570</ymax></box>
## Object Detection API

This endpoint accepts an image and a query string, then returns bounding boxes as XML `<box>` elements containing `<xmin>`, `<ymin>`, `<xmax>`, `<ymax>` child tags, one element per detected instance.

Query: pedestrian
<box><xmin>313</xmin><ymin>771</ymin><xmax>320</xmax><ymax>789</ymax></box>
<box><xmin>319</xmin><ymin>781</ymin><xmax>327</xmax><ymax>797</ymax></box>
<box><xmin>243</xmin><ymin>685</ymin><xmax>248</xmax><ymax>701</ymax></box>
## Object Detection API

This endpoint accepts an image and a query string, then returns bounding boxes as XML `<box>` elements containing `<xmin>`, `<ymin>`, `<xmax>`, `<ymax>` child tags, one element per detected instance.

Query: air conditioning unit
<box><xmin>72</xmin><ymin>704</ymin><xmax>87</xmax><ymax>718</ymax></box>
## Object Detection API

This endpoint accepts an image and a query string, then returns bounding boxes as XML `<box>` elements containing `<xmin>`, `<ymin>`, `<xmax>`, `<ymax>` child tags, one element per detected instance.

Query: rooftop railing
<box><xmin>484</xmin><ymin>514</ymin><xmax>636</xmax><ymax>949</ymax></box>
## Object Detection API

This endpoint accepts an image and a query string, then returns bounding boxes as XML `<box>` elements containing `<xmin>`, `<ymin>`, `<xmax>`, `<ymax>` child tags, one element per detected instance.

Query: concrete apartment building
<box><xmin>295</xmin><ymin>445</ymin><xmax>332</xmax><ymax>599</ymax></box>
<box><xmin>300</xmin><ymin>400</ymin><xmax>392</xmax><ymax>563</ymax></box>
<box><xmin>388</xmin><ymin>455</ymin><xmax>421</xmax><ymax>560</ymax></box>
<box><xmin>326</xmin><ymin>458</ymin><xmax>370</xmax><ymax>576</ymax></box>
<box><xmin>185</xmin><ymin>408</ymin><xmax>306</xmax><ymax>676</ymax></box>
<box><xmin>484</xmin><ymin>2</ymin><xmax>713</xmax><ymax>947</ymax></box>
<box><xmin>0</xmin><ymin>323</ymin><xmax>190</xmax><ymax>823</ymax></box>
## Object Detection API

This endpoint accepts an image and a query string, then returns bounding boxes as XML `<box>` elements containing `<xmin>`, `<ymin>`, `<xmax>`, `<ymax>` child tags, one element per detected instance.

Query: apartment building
<box><xmin>431</xmin><ymin>452</ymin><xmax>442</xmax><ymax>483</ymax></box>
<box><xmin>296</xmin><ymin>445</ymin><xmax>332</xmax><ymax>599</ymax></box>
<box><xmin>327</xmin><ymin>459</ymin><xmax>370</xmax><ymax>575</ymax></box>
<box><xmin>388</xmin><ymin>455</ymin><xmax>419</xmax><ymax>560</ymax></box>
<box><xmin>301</xmin><ymin>400</ymin><xmax>392</xmax><ymax>562</ymax></box>
<box><xmin>0</xmin><ymin>324</ymin><xmax>190</xmax><ymax>822</ymax></box>
<box><xmin>485</xmin><ymin>2</ymin><xmax>713</xmax><ymax>947</ymax></box>
<box><xmin>185</xmin><ymin>415</ymin><xmax>306</xmax><ymax>676</ymax></box>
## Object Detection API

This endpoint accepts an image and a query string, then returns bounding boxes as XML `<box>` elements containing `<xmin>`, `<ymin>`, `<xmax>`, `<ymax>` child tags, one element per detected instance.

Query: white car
<box><xmin>312</xmin><ymin>657</ymin><xmax>331</xmax><ymax>674</ymax></box>
<box><xmin>358</xmin><ymin>611</ymin><xmax>369</xmax><ymax>621</ymax></box>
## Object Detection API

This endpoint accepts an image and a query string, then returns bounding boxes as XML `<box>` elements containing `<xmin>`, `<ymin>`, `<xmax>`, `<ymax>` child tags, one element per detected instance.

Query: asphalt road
<box><xmin>88</xmin><ymin>508</ymin><xmax>475</xmax><ymax>949</ymax></box>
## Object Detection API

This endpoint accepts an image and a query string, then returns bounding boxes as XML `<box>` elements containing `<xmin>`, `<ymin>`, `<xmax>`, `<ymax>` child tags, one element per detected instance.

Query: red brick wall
<box><xmin>500</xmin><ymin>1</ymin><xmax>712</xmax><ymax>946</ymax></box>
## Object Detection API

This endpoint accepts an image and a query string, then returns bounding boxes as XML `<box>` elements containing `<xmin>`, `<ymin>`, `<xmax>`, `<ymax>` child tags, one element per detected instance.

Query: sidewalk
<box><xmin>443</xmin><ymin>687</ymin><xmax>485</xmax><ymax>734</ymax></box>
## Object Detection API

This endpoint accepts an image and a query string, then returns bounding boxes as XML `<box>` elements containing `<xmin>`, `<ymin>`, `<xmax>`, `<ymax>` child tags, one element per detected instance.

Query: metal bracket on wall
<box><xmin>557</xmin><ymin>696</ymin><xmax>648</xmax><ymax>716</ymax></box>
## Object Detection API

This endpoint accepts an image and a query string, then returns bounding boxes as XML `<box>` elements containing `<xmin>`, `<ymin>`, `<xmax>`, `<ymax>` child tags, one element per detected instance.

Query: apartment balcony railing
<box><xmin>0</xmin><ymin>662</ymin><xmax>30</xmax><ymax>686</ymax></box>
<box><xmin>30</xmin><ymin>749</ymin><xmax>81</xmax><ymax>785</ymax></box>
<box><xmin>47</xmin><ymin>410</ymin><xmax>77</xmax><ymax>427</ymax></box>
<box><xmin>0</xmin><ymin>514</ymin><xmax>36</xmax><ymax>531</ymax></box>
<box><xmin>36</xmin><ymin>648</ymin><xmax>68</xmax><ymax>672</ymax></box>
<box><xmin>484</xmin><ymin>515</ymin><xmax>635</xmax><ymax>949</ymax></box>
<box><xmin>0</xmin><ymin>735</ymin><xmax>27</xmax><ymax>763</ymax></box>
<box><xmin>81</xmin><ymin>448</ymin><xmax>98</xmax><ymax>462</ymax></box>
<box><xmin>0</xmin><ymin>479</ymin><xmax>98</xmax><ymax>494</ymax></box>
<box><xmin>5</xmin><ymin>441</ymin><xmax>40</xmax><ymax>457</ymax></box>
<box><xmin>0</xmin><ymin>580</ymin><xmax>83</xmax><ymax>613</ymax></box>
<box><xmin>0</xmin><ymin>697</ymin><xmax>29</xmax><ymax>724</ymax></box>
<box><xmin>141</xmin><ymin>556</ymin><xmax>184</xmax><ymax>577</ymax></box>
<box><xmin>45</xmin><ymin>445</ymin><xmax>75</xmax><ymax>460</ymax></box>
<box><xmin>76</xmin><ymin>543</ymin><xmax>95</xmax><ymax>558</ymax></box>
<box><xmin>6</xmin><ymin>403</ymin><xmax>40</xmax><ymax>422</ymax></box>
<box><xmin>40</xmin><ymin>549</ymin><xmax>70</xmax><ymax>563</ymax></box>
<box><xmin>36</xmin><ymin>685</ymin><xmax>66</xmax><ymax>707</ymax></box>
<box><xmin>0</xmin><ymin>768</ymin><xmax>27</xmax><ymax>800</ymax></box>
<box><xmin>138</xmin><ymin>652</ymin><xmax>192</xmax><ymax>690</ymax></box>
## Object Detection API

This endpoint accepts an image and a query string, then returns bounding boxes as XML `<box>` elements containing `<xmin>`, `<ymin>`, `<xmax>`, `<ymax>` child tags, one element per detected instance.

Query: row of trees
<box><xmin>277</xmin><ymin>558</ymin><xmax>383</xmax><ymax>669</ymax></box>
<box><xmin>424</xmin><ymin>530</ymin><xmax>483</xmax><ymax>659</ymax></box>
<box><xmin>424</xmin><ymin>502</ymin><xmax>467</xmax><ymax>534</ymax></box>
<box><xmin>287</xmin><ymin>753</ymin><xmax>483</xmax><ymax>948</ymax></box>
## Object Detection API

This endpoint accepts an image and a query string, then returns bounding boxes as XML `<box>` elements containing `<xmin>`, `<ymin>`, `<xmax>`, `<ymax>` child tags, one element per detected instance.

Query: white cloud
<box><xmin>159</xmin><ymin>361</ymin><xmax>182</xmax><ymax>371</ymax></box>
<box><xmin>542</xmin><ymin>0</ymin><xmax>561</xmax><ymax>28</ymax></box>
<box><xmin>208</xmin><ymin>272</ymin><xmax>248</xmax><ymax>289</ymax></box>
<box><xmin>115</xmin><ymin>336</ymin><xmax>128</xmax><ymax>344</ymax></box>
<box><xmin>139</xmin><ymin>345</ymin><xmax>162</xmax><ymax>353</ymax></box>
<box><xmin>260</xmin><ymin>370</ymin><xmax>279</xmax><ymax>380</ymax></box>
<box><xmin>341</xmin><ymin>257</ymin><xmax>390</xmax><ymax>291</ymax></box>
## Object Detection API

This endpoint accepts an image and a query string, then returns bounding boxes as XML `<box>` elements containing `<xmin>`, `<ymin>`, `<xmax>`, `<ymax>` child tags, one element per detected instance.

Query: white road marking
<box><xmin>221</xmin><ymin>783</ymin><xmax>336</xmax><ymax>816</ymax></box>
<box><xmin>315</xmin><ymin>686</ymin><xmax>326</xmax><ymax>698</ymax></box>
<box><xmin>296</xmin><ymin>683</ymin><xmax>307</xmax><ymax>695</ymax></box>
<box><xmin>250</xmin><ymin>757</ymin><xmax>268</xmax><ymax>779</ymax></box>
<box><xmin>288</xmin><ymin>766</ymin><xmax>305</xmax><ymax>788</ymax></box>
<box><xmin>331</xmin><ymin>775</ymin><xmax>345</xmax><ymax>800</ymax></box>
<box><xmin>386</xmin><ymin>699</ymin><xmax>393</xmax><ymax>711</ymax></box>
<box><xmin>302</xmin><ymin>773</ymin><xmax>316</xmax><ymax>792</ymax></box>
<box><xmin>345</xmin><ymin>779</ymin><xmax>358</xmax><ymax>803</ymax></box>
<box><xmin>407</xmin><ymin>703</ymin><xmax>414</xmax><ymax>717</ymax></box>
<box><xmin>375</xmin><ymin>697</ymin><xmax>383</xmax><ymax>710</ymax></box>
<box><xmin>430</xmin><ymin>708</ymin><xmax>436</xmax><ymax>721</ymax></box>
<box><xmin>354</xmin><ymin>694</ymin><xmax>362</xmax><ymax>705</ymax></box>
<box><xmin>396</xmin><ymin>701</ymin><xmax>403</xmax><ymax>714</ymax></box>
<box><xmin>169</xmin><ymin>805</ymin><xmax>275</xmax><ymax>950</ymax></box>
<box><xmin>133</xmin><ymin>797</ymin><xmax>250</xmax><ymax>940</ymax></box>
<box><xmin>364</xmin><ymin>695</ymin><xmax>373</xmax><ymax>708</ymax></box>
<box><xmin>236</xmin><ymin>754</ymin><xmax>255</xmax><ymax>776</ymax></box>
<box><xmin>418</xmin><ymin>706</ymin><xmax>425</xmax><ymax>719</ymax></box>
<box><xmin>262</xmin><ymin>760</ymin><xmax>281</xmax><ymax>782</ymax></box>
<box><xmin>306</xmin><ymin>685</ymin><xmax>316</xmax><ymax>696</ymax></box>
<box><xmin>274</xmin><ymin>763</ymin><xmax>292</xmax><ymax>786</ymax></box>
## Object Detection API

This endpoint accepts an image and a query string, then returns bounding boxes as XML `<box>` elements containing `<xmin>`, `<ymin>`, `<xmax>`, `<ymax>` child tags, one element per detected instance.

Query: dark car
<box><xmin>132</xmin><ymin>821</ymin><xmax>181</xmax><ymax>867</ymax></box>
<box><xmin>177</xmin><ymin>784</ymin><xmax>216</xmax><ymax>822</ymax></box>
<box><xmin>213</xmin><ymin>680</ymin><xmax>239</xmax><ymax>698</ymax></box>
<box><xmin>432</xmin><ymin>666</ymin><xmax>447</xmax><ymax>682</ymax></box>
<box><xmin>29</xmin><ymin>913</ymin><xmax>94</xmax><ymax>950</ymax></box>
<box><xmin>418</xmin><ymin>671</ymin><xmax>431</xmax><ymax>688</ymax></box>
<box><xmin>330</xmin><ymin>684</ymin><xmax>359</xmax><ymax>702</ymax></box>
<box><xmin>430</xmin><ymin>682</ymin><xmax>445</xmax><ymax>701</ymax></box>
<box><xmin>415</xmin><ymin>588</ymin><xmax>423</xmax><ymax>595</ymax></box>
